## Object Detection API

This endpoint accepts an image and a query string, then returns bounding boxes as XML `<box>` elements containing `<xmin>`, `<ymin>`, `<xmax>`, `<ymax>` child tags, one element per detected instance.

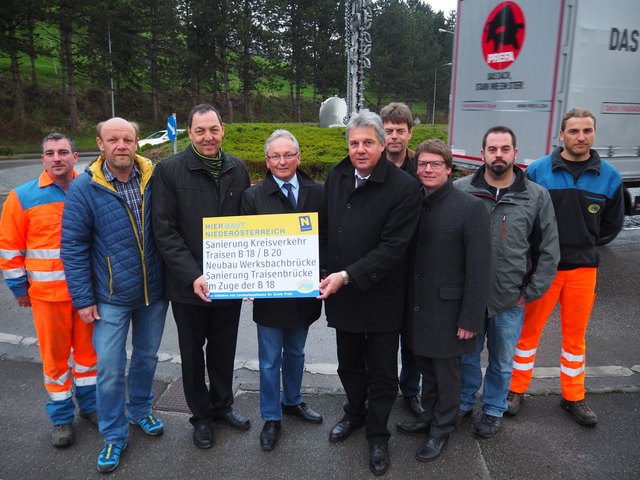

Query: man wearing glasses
<box><xmin>396</xmin><ymin>139</ymin><xmax>490</xmax><ymax>462</ymax></box>
<box><xmin>241</xmin><ymin>129</ymin><xmax>324</xmax><ymax>452</ymax></box>
<box><xmin>153</xmin><ymin>104</ymin><xmax>251</xmax><ymax>450</ymax></box>
<box><xmin>454</xmin><ymin>126</ymin><xmax>559</xmax><ymax>439</ymax></box>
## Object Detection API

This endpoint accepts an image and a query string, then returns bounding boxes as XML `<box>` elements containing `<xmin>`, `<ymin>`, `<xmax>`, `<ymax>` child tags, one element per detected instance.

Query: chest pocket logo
<box><xmin>588</xmin><ymin>204</ymin><xmax>601</xmax><ymax>214</ymax></box>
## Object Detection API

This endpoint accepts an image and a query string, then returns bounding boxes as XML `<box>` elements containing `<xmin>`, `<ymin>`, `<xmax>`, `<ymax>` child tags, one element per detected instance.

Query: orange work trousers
<box><xmin>31</xmin><ymin>298</ymin><xmax>97</xmax><ymax>401</ymax></box>
<box><xmin>510</xmin><ymin>268</ymin><xmax>597</xmax><ymax>401</ymax></box>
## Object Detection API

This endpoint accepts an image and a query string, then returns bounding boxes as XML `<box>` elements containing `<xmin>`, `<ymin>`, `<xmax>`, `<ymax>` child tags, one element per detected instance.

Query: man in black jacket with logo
<box><xmin>152</xmin><ymin>104</ymin><xmax>251</xmax><ymax>449</ymax></box>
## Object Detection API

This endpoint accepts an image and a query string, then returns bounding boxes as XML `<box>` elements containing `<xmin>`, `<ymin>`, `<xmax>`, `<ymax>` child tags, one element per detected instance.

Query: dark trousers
<box><xmin>172</xmin><ymin>301</ymin><xmax>242</xmax><ymax>427</ymax></box>
<box><xmin>415</xmin><ymin>354</ymin><xmax>461</xmax><ymax>439</ymax></box>
<box><xmin>336</xmin><ymin>329</ymin><xmax>399</xmax><ymax>445</ymax></box>
<box><xmin>399</xmin><ymin>335</ymin><xmax>421</xmax><ymax>397</ymax></box>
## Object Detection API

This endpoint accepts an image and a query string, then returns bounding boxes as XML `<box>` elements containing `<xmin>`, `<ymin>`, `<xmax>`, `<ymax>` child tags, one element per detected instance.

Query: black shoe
<box><xmin>402</xmin><ymin>395</ymin><xmax>425</xmax><ymax>416</ymax></box>
<box><xmin>282</xmin><ymin>402</ymin><xmax>323</xmax><ymax>424</ymax></box>
<box><xmin>214</xmin><ymin>410</ymin><xmax>250</xmax><ymax>430</ymax></box>
<box><xmin>260</xmin><ymin>420</ymin><xmax>281</xmax><ymax>451</ymax></box>
<box><xmin>474</xmin><ymin>414</ymin><xmax>501</xmax><ymax>438</ymax></box>
<box><xmin>456</xmin><ymin>409</ymin><xmax>473</xmax><ymax>426</ymax></box>
<box><xmin>329</xmin><ymin>418</ymin><xmax>363</xmax><ymax>442</ymax></box>
<box><xmin>193</xmin><ymin>423</ymin><xmax>213</xmax><ymax>449</ymax></box>
<box><xmin>396</xmin><ymin>420</ymin><xmax>429</xmax><ymax>435</ymax></box>
<box><xmin>369</xmin><ymin>444</ymin><xmax>390</xmax><ymax>476</ymax></box>
<box><xmin>416</xmin><ymin>435</ymin><xmax>448</xmax><ymax>462</ymax></box>
<box><xmin>560</xmin><ymin>398</ymin><xmax>598</xmax><ymax>426</ymax></box>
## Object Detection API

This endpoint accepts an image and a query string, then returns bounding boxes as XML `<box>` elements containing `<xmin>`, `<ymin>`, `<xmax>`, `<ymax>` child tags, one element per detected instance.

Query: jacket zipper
<box><xmin>106</xmin><ymin>256</ymin><xmax>113</xmax><ymax>300</ymax></box>
<box><xmin>502</xmin><ymin>214</ymin><xmax>507</xmax><ymax>240</ymax></box>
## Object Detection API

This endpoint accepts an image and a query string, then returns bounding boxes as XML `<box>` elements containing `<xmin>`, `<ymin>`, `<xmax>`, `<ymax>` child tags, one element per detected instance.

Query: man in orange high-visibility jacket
<box><xmin>0</xmin><ymin>133</ymin><xmax>97</xmax><ymax>447</ymax></box>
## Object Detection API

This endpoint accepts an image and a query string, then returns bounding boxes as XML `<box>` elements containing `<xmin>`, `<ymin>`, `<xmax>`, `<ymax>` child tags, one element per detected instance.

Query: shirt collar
<box><xmin>273</xmin><ymin>172</ymin><xmax>299</xmax><ymax>190</ymax></box>
<box><xmin>103</xmin><ymin>160</ymin><xmax>140</xmax><ymax>183</ymax></box>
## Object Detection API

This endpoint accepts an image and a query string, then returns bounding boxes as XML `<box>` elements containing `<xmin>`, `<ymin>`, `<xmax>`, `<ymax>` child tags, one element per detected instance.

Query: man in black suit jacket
<box><xmin>241</xmin><ymin>129</ymin><xmax>324</xmax><ymax>452</ymax></box>
<box><xmin>396</xmin><ymin>139</ymin><xmax>491</xmax><ymax>463</ymax></box>
<box><xmin>318</xmin><ymin>110</ymin><xmax>421</xmax><ymax>476</ymax></box>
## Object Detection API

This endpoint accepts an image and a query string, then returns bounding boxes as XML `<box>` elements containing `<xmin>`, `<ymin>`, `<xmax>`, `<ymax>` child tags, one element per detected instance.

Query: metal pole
<box><xmin>173</xmin><ymin>112</ymin><xmax>177</xmax><ymax>155</ymax></box>
<box><xmin>432</xmin><ymin>68</ymin><xmax>438</xmax><ymax>124</ymax></box>
<box><xmin>108</xmin><ymin>21</ymin><xmax>115</xmax><ymax>118</ymax></box>
<box><xmin>432</xmin><ymin>62</ymin><xmax>453</xmax><ymax>125</ymax></box>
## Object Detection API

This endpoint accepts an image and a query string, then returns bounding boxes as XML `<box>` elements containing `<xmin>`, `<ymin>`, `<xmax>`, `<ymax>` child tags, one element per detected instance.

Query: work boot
<box><xmin>51</xmin><ymin>423</ymin><xmax>75</xmax><ymax>447</ymax></box>
<box><xmin>473</xmin><ymin>414</ymin><xmax>501</xmax><ymax>438</ymax></box>
<box><xmin>506</xmin><ymin>391</ymin><xmax>524</xmax><ymax>416</ymax></box>
<box><xmin>560</xmin><ymin>398</ymin><xmax>598</xmax><ymax>426</ymax></box>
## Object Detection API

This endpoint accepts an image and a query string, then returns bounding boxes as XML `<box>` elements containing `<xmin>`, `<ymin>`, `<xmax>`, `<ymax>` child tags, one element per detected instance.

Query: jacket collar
<box><xmin>87</xmin><ymin>154</ymin><xmax>154</xmax><ymax>191</ymax></box>
<box><xmin>185</xmin><ymin>146</ymin><xmax>235</xmax><ymax>175</ymax></box>
<box><xmin>38</xmin><ymin>169</ymin><xmax>78</xmax><ymax>188</ymax></box>
<box><xmin>423</xmin><ymin>177</ymin><xmax>453</xmax><ymax>204</ymax></box>
<box><xmin>263</xmin><ymin>169</ymin><xmax>316</xmax><ymax>195</ymax></box>
<box><xmin>334</xmin><ymin>154</ymin><xmax>390</xmax><ymax>184</ymax></box>
<box><xmin>470</xmin><ymin>164</ymin><xmax>527</xmax><ymax>193</ymax></box>
<box><xmin>550</xmin><ymin>147</ymin><xmax>602</xmax><ymax>174</ymax></box>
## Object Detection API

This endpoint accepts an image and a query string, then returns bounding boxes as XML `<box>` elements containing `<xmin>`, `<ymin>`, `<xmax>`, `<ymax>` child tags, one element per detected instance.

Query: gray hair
<box><xmin>264</xmin><ymin>129</ymin><xmax>300</xmax><ymax>156</ymax></box>
<box><xmin>42</xmin><ymin>132</ymin><xmax>77</xmax><ymax>154</ymax></box>
<box><xmin>346</xmin><ymin>109</ymin><xmax>385</xmax><ymax>145</ymax></box>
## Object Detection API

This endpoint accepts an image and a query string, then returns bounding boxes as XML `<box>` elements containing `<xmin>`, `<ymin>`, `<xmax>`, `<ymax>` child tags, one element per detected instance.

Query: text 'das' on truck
<box><xmin>448</xmin><ymin>0</ymin><xmax>640</xmax><ymax>215</ymax></box>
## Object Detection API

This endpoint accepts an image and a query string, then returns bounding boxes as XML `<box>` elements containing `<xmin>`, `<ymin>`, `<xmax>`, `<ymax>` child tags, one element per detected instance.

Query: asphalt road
<box><xmin>0</xmin><ymin>158</ymin><xmax>639</xmax><ymax>394</ymax></box>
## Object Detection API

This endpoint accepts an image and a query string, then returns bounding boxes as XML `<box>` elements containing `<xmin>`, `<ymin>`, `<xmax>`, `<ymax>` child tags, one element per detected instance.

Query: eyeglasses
<box><xmin>266</xmin><ymin>152</ymin><xmax>299</xmax><ymax>161</ymax></box>
<box><xmin>417</xmin><ymin>160</ymin><xmax>446</xmax><ymax>170</ymax></box>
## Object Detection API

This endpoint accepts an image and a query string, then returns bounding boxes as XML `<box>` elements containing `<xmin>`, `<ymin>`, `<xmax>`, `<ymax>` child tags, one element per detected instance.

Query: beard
<box><xmin>487</xmin><ymin>160</ymin><xmax>511</xmax><ymax>176</ymax></box>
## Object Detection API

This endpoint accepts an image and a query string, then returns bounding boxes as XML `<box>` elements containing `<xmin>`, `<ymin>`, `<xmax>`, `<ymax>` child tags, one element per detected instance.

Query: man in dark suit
<box><xmin>318</xmin><ymin>109</ymin><xmax>421</xmax><ymax>476</ymax></box>
<box><xmin>396</xmin><ymin>139</ymin><xmax>491</xmax><ymax>462</ymax></box>
<box><xmin>241</xmin><ymin>129</ymin><xmax>324</xmax><ymax>452</ymax></box>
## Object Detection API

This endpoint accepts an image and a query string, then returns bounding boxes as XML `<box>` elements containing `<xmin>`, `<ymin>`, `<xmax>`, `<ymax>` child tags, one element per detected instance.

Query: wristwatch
<box><xmin>340</xmin><ymin>270</ymin><xmax>350</xmax><ymax>285</ymax></box>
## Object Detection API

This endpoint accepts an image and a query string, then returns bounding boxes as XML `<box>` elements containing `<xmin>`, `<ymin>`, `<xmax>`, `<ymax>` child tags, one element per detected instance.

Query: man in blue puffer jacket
<box><xmin>61</xmin><ymin>117</ymin><xmax>168</xmax><ymax>474</ymax></box>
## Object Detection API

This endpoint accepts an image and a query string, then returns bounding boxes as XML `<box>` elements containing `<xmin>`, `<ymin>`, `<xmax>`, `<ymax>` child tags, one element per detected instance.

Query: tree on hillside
<box><xmin>234</xmin><ymin>0</ymin><xmax>267</xmax><ymax>119</ymax></box>
<box><xmin>179</xmin><ymin>0</ymin><xmax>220</xmax><ymax>107</ymax></box>
<box><xmin>309</xmin><ymin>0</ymin><xmax>346</xmax><ymax>101</ymax></box>
<box><xmin>136</xmin><ymin>0</ymin><xmax>181</xmax><ymax>124</ymax></box>
<box><xmin>0</xmin><ymin>0</ymin><xmax>47</xmax><ymax>132</ymax></box>
<box><xmin>368</xmin><ymin>0</ymin><xmax>449</xmax><ymax>119</ymax></box>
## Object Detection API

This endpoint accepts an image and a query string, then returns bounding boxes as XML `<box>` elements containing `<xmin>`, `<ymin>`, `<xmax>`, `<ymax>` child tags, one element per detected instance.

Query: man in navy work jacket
<box><xmin>241</xmin><ymin>129</ymin><xmax>324</xmax><ymax>452</ymax></box>
<box><xmin>318</xmin><ymin>109</ymin><xmax>421</xmax><ymax>476</ymax></box>
<box><xmin>62</xmin><ymin>117</ymin><xmax>168</xmax><ymax>473</ymax></box>
<box><xmin>508</xmin><ymin>108</ymin><xmax>624</xmax><ymax>425</ymax></box>
<box><xmin>152</xmin><ymin>104</ymin><xmax>251</xmax><ymax>450</ymax></box>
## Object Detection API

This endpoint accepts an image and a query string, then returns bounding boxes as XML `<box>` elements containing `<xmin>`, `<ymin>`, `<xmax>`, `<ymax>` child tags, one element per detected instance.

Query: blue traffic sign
<box><xmin>167</xmin><ymin>115</ymin><xmax>177</xmax><ymax>142</ymax></box>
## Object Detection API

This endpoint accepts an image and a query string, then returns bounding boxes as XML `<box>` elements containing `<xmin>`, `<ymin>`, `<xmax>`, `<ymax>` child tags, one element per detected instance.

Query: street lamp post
<box><xmin>432</xmin><ymin>62</ymin><xmax>452</xmax><ymax>124</ymax></box>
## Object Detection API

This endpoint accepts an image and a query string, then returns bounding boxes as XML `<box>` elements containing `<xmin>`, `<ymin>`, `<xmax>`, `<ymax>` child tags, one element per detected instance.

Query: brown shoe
<box><xmin>506</xmin><ymin>391</ymin><xmax>524</xmax><ymax>416</ymax></box>
<box><xmin>560</xmin><ymin>398</ymin><xmax>598</xmax><ymax>426</ymax></box>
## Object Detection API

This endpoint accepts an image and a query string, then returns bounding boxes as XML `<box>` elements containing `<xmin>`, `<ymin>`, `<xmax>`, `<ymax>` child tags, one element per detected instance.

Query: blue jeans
<box><xmin>460</xmin><ymin>305</ymin><xmax>524</xmax><ymax>417</ymax></box>
<box><xmin>257</xmin><ymin>324</ymin><xmax>308</xmax><ymax>421</ymax></box>
<box><xmin>94</xmin><ymin>299</ymin><xmax>168</xmax><ymax>443</ymax></box>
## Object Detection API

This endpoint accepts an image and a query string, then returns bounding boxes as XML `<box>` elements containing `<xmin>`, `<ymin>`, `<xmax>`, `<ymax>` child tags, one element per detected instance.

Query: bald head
<box><xmin>96</xmin><ymin>117</ymin><xmax>139</xmax><ymax>177</ymax></box>
<box><xmin>96</xmin><ymin>117</ymin><xmax>139</xmax><ymax>139</ymax></box>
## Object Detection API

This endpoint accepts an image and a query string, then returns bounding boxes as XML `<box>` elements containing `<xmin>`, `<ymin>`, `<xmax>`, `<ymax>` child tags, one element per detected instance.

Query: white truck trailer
<box><xmin>448</xmin><ymin>0</ymin><xmax>640</xmax><ymax>214</ymax></box>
